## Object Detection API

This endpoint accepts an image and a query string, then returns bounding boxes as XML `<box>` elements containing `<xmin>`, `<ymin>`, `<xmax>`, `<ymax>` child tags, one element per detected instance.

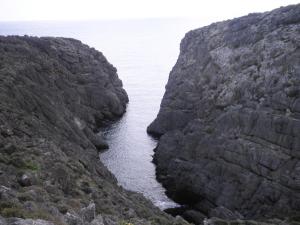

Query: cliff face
<box><xmin>0</xmin><ymin>36</ymin><xmax>187</xmax><ymax>225</ymax></box>
<box><xmin>148</xmin><ymin>4</ymin><xmax>300</xmax><ymax>224</ymax></box>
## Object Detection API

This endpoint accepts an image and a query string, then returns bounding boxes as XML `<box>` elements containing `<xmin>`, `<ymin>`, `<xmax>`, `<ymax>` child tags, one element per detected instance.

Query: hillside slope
<box><xmin>0</xmin><ymin>36</ymin><xmax>187</xmax><ymax>225</ymax></box>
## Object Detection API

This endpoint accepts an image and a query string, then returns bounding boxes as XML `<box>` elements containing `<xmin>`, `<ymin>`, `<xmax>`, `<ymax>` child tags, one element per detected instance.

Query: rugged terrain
<box><xmin>148</xmin><ymin>4</ymin><xmax>300</xmax><ymax>225</ymax></box>
<box><xmin>0</xmin><ymin>36</ymin><xmax>188</xmax><ymax>225</ymax></box>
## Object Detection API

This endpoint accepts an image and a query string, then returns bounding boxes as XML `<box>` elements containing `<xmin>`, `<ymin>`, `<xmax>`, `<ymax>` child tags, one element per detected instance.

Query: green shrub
<box><xmin>0</xmin><ymin>201</ymin><xmax>50</xmax><ymax>220</ymax></box>
<box><xmin>119</xmin><ymin>221</ymin><xmax>134</xmax><ymax>225</ymax></box>
<box><xmin>1</xmin><ymin>207</ymin><xmax>25</xmax><ymax>217</ymax></box>
<box><xmin>23</xmin><ymin>160</ymin><xmax>39</xmax><ymax>171</ymax></box>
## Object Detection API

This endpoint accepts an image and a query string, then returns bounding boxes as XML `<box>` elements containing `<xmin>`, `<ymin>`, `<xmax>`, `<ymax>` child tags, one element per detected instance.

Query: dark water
<box><xmin>0</xmin><ymin>19</ymin><xmax>201</xmax><ymax>209</ymax></box>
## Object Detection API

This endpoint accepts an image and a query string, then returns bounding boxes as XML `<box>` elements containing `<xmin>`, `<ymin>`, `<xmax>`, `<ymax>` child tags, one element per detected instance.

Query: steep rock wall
<box><xmin>148</xmin><ymin>4</ymin><xmax>300</xmax><ymax>224</ymax></box>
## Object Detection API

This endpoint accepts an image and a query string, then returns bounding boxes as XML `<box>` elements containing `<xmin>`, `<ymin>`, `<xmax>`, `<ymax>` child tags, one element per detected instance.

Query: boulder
<box><xmin>18</xmin><ymin>174</ymin><xmax>32</xmax><ymax>187</ymax></box>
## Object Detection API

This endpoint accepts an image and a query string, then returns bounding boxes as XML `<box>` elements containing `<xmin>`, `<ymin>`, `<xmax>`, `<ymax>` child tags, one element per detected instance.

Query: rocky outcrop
<box><xmin>148</xmin><ymin>4</ymin><xmax>300</xmax><ymax>224</ymax></box>
<box><xmin>0</xmin><ymin>36</ymin><xmax>188</xmax><ymax>225</ymax></box>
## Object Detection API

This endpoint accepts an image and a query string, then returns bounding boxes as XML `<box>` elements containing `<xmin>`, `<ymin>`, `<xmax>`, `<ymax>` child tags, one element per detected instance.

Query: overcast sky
<box><xmin>0</xmin><ymin>0</ymin><xmax>299</xmax><ymax>22</ymax></box>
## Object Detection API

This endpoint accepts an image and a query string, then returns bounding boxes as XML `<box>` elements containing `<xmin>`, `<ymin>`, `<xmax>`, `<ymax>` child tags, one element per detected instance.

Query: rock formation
<box><xmin>148</xmin><ymin>4</ymin><xmax>300</xmax><ymax>225</ymax></box>
<box><xmin>0</xmin><ymin>36</ymin><xmax>188</xmax><ymax>225</ymax></box>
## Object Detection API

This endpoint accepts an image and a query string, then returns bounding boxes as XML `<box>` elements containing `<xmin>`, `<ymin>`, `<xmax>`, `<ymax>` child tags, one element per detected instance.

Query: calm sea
<box><xmin>0</xmin><ymin>19</ymin><xmax>201</xmax><ymax>209</ymax></box>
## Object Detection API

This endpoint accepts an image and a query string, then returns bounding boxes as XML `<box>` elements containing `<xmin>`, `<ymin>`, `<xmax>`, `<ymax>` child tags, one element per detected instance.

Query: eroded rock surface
<box><xmin>148</xmin><ymin>4</ymin><xmax>300</xmax><ymax>224</ymax></box>
<box><xmin>0</xmin><ymin>36</ymin><xmax>187</xmax><ymax>225</ymax></box>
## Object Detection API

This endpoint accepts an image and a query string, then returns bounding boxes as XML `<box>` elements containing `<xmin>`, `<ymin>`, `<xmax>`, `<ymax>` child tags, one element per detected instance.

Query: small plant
<box><xmin>17</xmin><ymin>192</ymin><xmax>33</xmax><ymax>202</ymax></box>
<box><xmin>0</xmin><ymin>201</ymin><xmax>51</xmax><ymax>220</ymax></box>
<box><xmin>0</xmin><ymin>201</ymin><xmax>25</xmax><ymax>218</ymax></box>
<box><xmin>0</xmin><ymin>153</ymin><xmax>9</xmax><ymax>164</ymax></box>
<box><xmin>205</xmin><ymin>126</ymin><xmax>214</xmax><ymax>134</ymax></box>
<box><xmin>10</xmin><ymin>155</ymin><xmax>39</xmax><ymax>171</ymax></box>
<box><xmin>23</xmin><ymin>209</ymin><xmax>52</xmax><ymax>220</ymax></box>
<box><xmin>119</xmin><ymin>221</ymin><xmax>134</xmax><ymax>225</ymax></box>
<box><xmin>1</xmin><ymin>207</ymin><xmax>25</xmax><ymax>217</ymax></box>
<box><xmin>23</xmin><ymin>160</ymin><xmax>39</xmax><ymax>171</ymax></box>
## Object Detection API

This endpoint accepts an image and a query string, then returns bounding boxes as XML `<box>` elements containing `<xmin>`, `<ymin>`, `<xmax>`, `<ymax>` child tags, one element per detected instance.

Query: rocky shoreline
<box><xmin>0</xmin><ymin>36</ymin><xmax>188</xmax><ymax>225</ymax></box>
<box><xmin>148</xmin><ymin>4</ymin><xmax>300</xmax><ymax>225</ymax></box>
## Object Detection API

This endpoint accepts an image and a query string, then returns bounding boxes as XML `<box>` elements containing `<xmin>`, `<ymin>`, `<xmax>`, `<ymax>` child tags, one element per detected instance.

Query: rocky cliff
<box><xmin>0</xmin><ymin>36</ymin><xmax>187</xmax><ymax>225</ymax></box>
<box><xmin>148</xmin><ymin>4</ymin><xmax>300</xmax><ymax>225</ymax></box>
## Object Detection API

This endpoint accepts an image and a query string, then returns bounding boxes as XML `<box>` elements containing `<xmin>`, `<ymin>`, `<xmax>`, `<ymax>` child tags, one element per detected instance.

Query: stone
<box><xmin>18</xmin><ymin>174</ymin><xmax>32</xmax><ymax>187</ymax></box>
<box><xmin>80</xmin><ymin>202</ymin><xmax>96</xmax><ymax>222</ymax></box>
<box><xmin>91</xmin><ymin>215</ymin><xmax>105</xmax><ymax>225</ymax></box>
<box><xmin>65</xmin><ymin>212</ymin><xmax>84</xmax><ymax>225</ymax></box>
<box><xmin>0</xmin><ymin>216</ymin><xmax>7</xmax><ymax>225</ymax></box>
<box><xmin>0</xmin><ymin>216</ymin><xmax>54</xmax><ymax>225</ymax></box>
<box><xmin>83</xmin><ymin>127</ymin><xmax>109</xmax><ymax>150</ymax></box>
<box><xmin>209</xmin><ymin>207</ymin><xmax>243</xmax><ymax>220</ymax></box>
<box><xmin>182</xmin><ymin>210</ymin><xmax>206</xmax><ymax>224</ymax></box>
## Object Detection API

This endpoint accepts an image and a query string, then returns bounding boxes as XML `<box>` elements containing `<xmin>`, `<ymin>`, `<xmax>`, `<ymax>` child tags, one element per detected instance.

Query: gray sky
<box><xmin>0</xmin><ymin>0</ymin><xmax>299</xmax><ymax>22</ymax></box>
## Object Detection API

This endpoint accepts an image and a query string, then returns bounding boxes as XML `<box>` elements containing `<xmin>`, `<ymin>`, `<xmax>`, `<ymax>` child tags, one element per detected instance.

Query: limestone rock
<box><xmin>80</xmin><ymin>202</ymin><xmax>96</xmax><ymax>222</ymax></box>
<box><xmin>148</xmin><ymin>4</ymin><xmax>300</xmax><ymax>224</ymax></box>
<box><xmin>18</xmin><ymin>174</ymin><xmax>32</xmax><ymax>187</ymax></box>
<box><xmin>0</xmin><ymin>216</ymin><xmax>54</xmax><ymax>225</ymax></box>
<box><xmin>91</xmin><ymin>215</ymin><xmax>104</xmax><ymax>225</ymax></box>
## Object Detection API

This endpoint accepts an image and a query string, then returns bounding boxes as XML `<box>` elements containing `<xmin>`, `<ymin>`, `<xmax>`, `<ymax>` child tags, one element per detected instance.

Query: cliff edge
<box><xmin>148</xmin><ymin>4</ymin><xmax>300</xmax><ymax>225</ymax></box>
